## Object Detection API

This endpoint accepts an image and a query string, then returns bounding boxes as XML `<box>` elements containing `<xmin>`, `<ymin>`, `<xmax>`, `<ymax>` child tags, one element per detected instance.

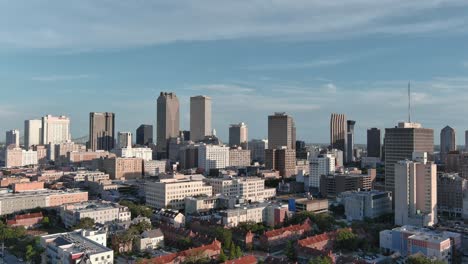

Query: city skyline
<box><xmin>2</xmin><ymin>1</ymin><xmax>468</xmax><ymax>144</ymax></box>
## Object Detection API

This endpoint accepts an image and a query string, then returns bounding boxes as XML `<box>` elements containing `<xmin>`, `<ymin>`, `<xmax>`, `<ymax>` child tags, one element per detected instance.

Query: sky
<box><xmin>2</xmin><ymin>1</ymin><xmax>468</xmax><ymax>144</ymax></box>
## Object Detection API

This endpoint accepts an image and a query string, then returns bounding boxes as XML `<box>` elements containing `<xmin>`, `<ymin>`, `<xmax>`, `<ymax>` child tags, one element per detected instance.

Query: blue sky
<box><xmin>2</xmin><ymin>1</ymin><xmax>468</xmax><ymax>144</ymax></box>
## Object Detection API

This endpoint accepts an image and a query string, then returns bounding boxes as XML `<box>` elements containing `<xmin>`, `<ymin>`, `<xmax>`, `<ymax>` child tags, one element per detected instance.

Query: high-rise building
<box><xmin>367</xmin><ymin>128</ymin><xmax>381</xmax><ymax>158</ymax></box>
<box><xmin>384</xmin><ymin>122</ymin><xmax>434</xmax><ymax>194</ymax></box>
<box><xmin>89</xmin><ymin>112</ymin><xmax>115</xmax><ymax>151</ymax></box>
<box><xmin>42</xmin><ymin>115</ymin><xmax>71</xmax><ymax>145</ymax></box>
<box><xmin>117</xmin><ymin>132</ymin><xmax>132</xmax><ymax>149</ymax></box>
<box><xmin>440</xmin><ymin>126</ymin><xmax>456</xmax><ymax>163</ymax></box>
<box><xmin>249</xmin><ymin>139</ymin><xmax>268</xmax><ymax>163</ymax></box>
<box><xmin>346</xmin><ymin>120</ymin><xmax>356</xmax><ymax>163</ymax></box>
<box><xmin>5</xmin><ymin>129</ymin><xmax>20</xmax><ymax>148</ymax></box>
<box><xmin>229</xmin><ymin>122</ymin><xmax>248</xmax><ymax>149</ymax></box>
<box><xmin>308</xmin><ymin>154</ymin><xmax>335</xmax><ymax>190</ymax></box>
<box><xmin>136</xmin><ymin>124</ymin><xmax>153</xmax><ymax>146</ymax></box>
<box><xmin>394</xmin><ymin>152</ymin><xmax>437</xmax><ymax>227</ymax></box>
<box><xmin>24</xmin><ymin>119</ymin><xmax>42</xmax><ymax>149</ymax></box>
<box><xmin>330</xmin><ymin>113</ymin><xmax>347</xmax><ymax>159</ymax></box>
<box><xmin>198</xmin><ymin>144</ymin><xmax>229</xmax><ymax>173</ymax></box>
<box><xmin>265</xmin><ymin>147</ymin><xmax>296</xmax><ymax>178</ymax></box>
<box><xmin>465</xmin><ymin>130</ymin><xmax>468</xmax><ymax>152</ymax></box>
<box><xmin>190</xmin><ymin>95</ymin><xmax>212</xmax><ymax>142</ymax></box>
<box><xmin>268</xmin><ymin>112</ymin><xmax>296</xmax><ymax>150</ymax></box>
<box><xmin>157</xmin><ymin>92</ymin><xmax>180</xmax><ymax>158</ymax></box>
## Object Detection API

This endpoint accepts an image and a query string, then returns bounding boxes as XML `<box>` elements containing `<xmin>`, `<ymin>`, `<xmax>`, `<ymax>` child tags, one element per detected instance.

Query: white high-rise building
<box><xmin>395</xmin><ymin>152</ymin><xmax>437</xmax><ymax>227</ymax></box>
<box><xmin>308</xmin><ymin>154</ymin><xmax>335</xmax><ymax>189</ymax></box>
<box><xmin>42</xmin><ymin>115</ymin><xmax>71</xmax><ymax>145</ymax></box>
<box><xmin>190</xmin><ymin>95</ymin><xmax>212</xmax><ymax>142</ymax></box>
<box><xmin>5</xmin><ymin>129</ymin><xmax>20</xmax><ymax>148</ymax></box>
<box><xmin>24</xmin><ymin>119</ymin><xmax>42</xmax><ymax>149</ymax></box>
<box><xmin>117</xmin><ymin>132</ymin><xmax>132</xmax><ymax>149</ymax></box>
<box><xmin>198</xmin><ymin>144</ymin><xmax>229</xmax><ymax>172</ymax></box>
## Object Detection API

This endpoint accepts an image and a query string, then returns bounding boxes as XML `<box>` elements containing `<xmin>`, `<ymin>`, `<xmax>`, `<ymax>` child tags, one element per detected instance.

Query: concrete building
<box><xmin>54</xmin><ymin>141</ymin><xmax>85</xmax><ymax>164</ymax></box>
<box><xmin>114</xmin><ymin>147</ymin><xmax>152</xmax><ymax>161</ymax></box>
<box><xmin>229</xmin><ymin>122</ymin><xmax>248</xmax><ymax>149</ymax></box>
<box><xmin>153</xmin><ymin>209</ymin><xmax>186</xmax><ymax>228</ymax></box>
<box><xmin>117</xmin><ymin>132</ymin><xmax>132</xmax><ymax>149</ymax></box>
<box><xmin>320</xmin><ymin>169</ymin><xmax>376</xmax><ymax>198</ymax></box>
<box><xmin>144</xmin><ymin>160</ymin><xmax>167</xmax><ymax>177</ymax></box>
<box><xmin>135</xmin><ymin>229</ymin><xmax>164</xmax><ymax>251</ymax></box>
<box><xmin>5</xmin><ymin>147</ymin><xmax>38</xmax><ymax>168</ymax></box>
<box><xmin>42</xmin><ymin>115</ymin><xmax>71</xmax><ymax>145</ymax></box>
<box><xmin>12</xmin><ymin>181</ymin><xmax>45</xmax><ymax>193</ymax></box>
<box><xmin>229</xmin><ymin>147</ymin><xmax>251</xmax><ymax>167</ymax></box>
<box><xmin>145</xmin><ymin>175</ymin><xmax>213</xmax><ymax>209</ymax></box>
<box><xmin>265</xmin><ymin>147</ymin><xmax>296</xmax><ymax>178</ymax></box>
<box><xmin>205</xmin><ymin>176</ymin><xmax>276</xmax><ymax>202</ymax></box>
<box><xmin>437</xmin><ymin>173</ymin><xmax>468</xmax><ymax>218</ymax></box>
<box><xmin>220</xmin><ymin>203</ymin><xmax>268</xmax><ymax>227</ymax></box>
<box><xmin>136</xmin><ymin>124</ymin><xmax>153</xmax><ymax>146</ymax></box>
<box><xmin>179</xmin><ymin>143</ymin><xmax>199</xmax><ymax>169</ymax></box>
<box><xmin>190</xmin><ymin>95</ymin><xmax>212</xmax><ymax>142</ymax></box>
<box><xmin>5</xmin><ymin>129</ymin><xmax>19</xmax><ymax>148</ymax></box>
<box><xmin>249</xmin><ymin>139</ymin><xmax>268</xmax><ymax>163</ymax></box>
<box><xmin>68</xmin><ymin>150</ymin><xmax>114</xmax><ymax>169</ymax></box>
<box><xmin>330</xmin><ymin>113</ymin><xmax>347</xmax><ymax>159</ymax></box>
<box><xmin>440</xmin><ymin>126</ymin><xmax>456</xmax><ymax>163</ymax></box>
<box><xmin>384</xmin><ymin>122</ymin><xmax>434</xmax><ymax>195</ymax></box>
<box><xmin>367</xmin><ymin>128</ymin><xmax>381</xmax><ymax>158</ymax></box>
<box><xmin>157</xmin><ymin>92</ymin><xmax>180</xmax><ymax>158</ymax></box>
<box><xmin>394</xmin><ymin>152</ymin><xmax>437</xmax><ymax>227</ymax></box>
<box><xmin>41</xmin><ymin>230</ymin><xmax>113</xmax><ymax>264</ymax></box>
<box><xmin>380</xmin><ymin>225</ymin><xmax>461</xmax><ymax>262</ymax></box>
<box><xmin>346</xmin><ymin>120</ymin><xmax>355</xmax><ymax>163</ymax></box>
<box><xmin>308</xmin><ymin>154</ymin><xmax>335</xmax><ymax>190</ymax></box>
<box><xmin>167</xmin><ymin>136</ymin><xmax>182</xmax><ymax>162</ymax></box>
<box><xmin>198</xmin><ymin>144</ymin><xmax>229</xmax><ymax>172</ymax></box>
<box><xmin>341</xmin><ymin>190</ymin><xmax>392</xmax><ymax>221</ymax></box>
<box><xmin>24</xmin><ymin>119</ymin><xmax>42</xmax><ymax>149</ymax></box>
<box><xmin>0</xmin><ymin>189</ymin><xmax>88</xmax><ymax>215</ymax></box>
<box><xmin>89</xmin><ymin>112</ymin><xmax>115</xmax><ymax>151</ymax></box>
<box><xmin>268</xmin><ymin>112</ymin><xmax>296</xmax><ymax>150</ymax></box>
<box><xmin>100</xmin><ymin>157</ymin><xmax>143</xmax><ymax>180</ymax></box>
<box><xmin>59</xmin><ymin>201</ymin><xmax>131</xmax><ymax>228</ymax></box>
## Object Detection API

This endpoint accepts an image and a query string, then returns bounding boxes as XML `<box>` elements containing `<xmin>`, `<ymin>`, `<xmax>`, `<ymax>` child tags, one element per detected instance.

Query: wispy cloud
<box><xmin>187</xmin><ymin>84</ymin><xmax>255</xmax><ymax>93</ymax></box>
<box><xmin>246</xmin><ymin>58</ymin><xmax>346</xmax><ymax>71</ymax></box>
<box><xmin>31</xmin><ymin>74</ymin><xmax>92</xmax><ymax>81</ymax></box>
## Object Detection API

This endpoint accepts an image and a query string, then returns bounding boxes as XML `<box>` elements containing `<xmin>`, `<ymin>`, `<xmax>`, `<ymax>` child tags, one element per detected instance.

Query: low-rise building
<box><xmin>380</xmin><ymin>225</ymin><xmax>461</xmax><ymax>262</ymax></box>
<box><xmin>7</xmin><ymin>212</ymin><xmax>44</xmax><ymax>229</ymax></box>
<box><xmin>153</xmin><ymin>209</ymin><xmax>185</xmax><ymax>228</ymax></box>
<box><xmin>113</xmin><ymin>147</ymin><xmax>153</xmax><ymax>161</ymax></box>
<box><xmin>139</xmin><ymin>240</ymin><xmax>222</xmax><ymax>264</ymax></box>
<box><xmin>41</xmin><ymin>230</ymin><xmax>113</xmax><ymax>264</ymax></box>
<box><xmin>229</xmin><ymin>148</ymin><xmax>251</xmax><ymax>167</ymax></box>
<box><xmin>205</xmin><ymin>176</ymin><xmax>276</xmax><ymax>203</ymax></box>
<box><xmin>320</xmin><ymin>169</ymin><xmax>375</xmax><ymax>198</ymax></box>
<box><xmin>259</xmin><ymin>219</ymin><xmax>313</xmax><ymax>251</ymax></box>
<box><xmin>144</xmin><ymin>160</ymin><xmax>167</xmax><ymax>177</ymax></box>
<box><xmin>135</xmin><ymin>229</ymin><xmax>164</xmax><ymax>251</ymax></box>
<box><xmin>100</xmin><ymin>157</ymin><xmax>143</xmax><ymax>180</ymax></box>
<box><xmin>59</xmin><ymin>201</ymin><xmax>131</xmax><ymax>228</ymax></box>
<box><xmin>220</xmin><ymin>203</ymin><xmax>267</xmax><ymax>227</ymax></box>
<box><xmin>12</xmin><ymin>181</ymin><xmax>45</xmax><ymax>192</ymax></box>
<box><xmin>5</xmin><ymin>147</ymin><xmax>38</xmax><ymax>168</ymax></box>
<box><xmin>341</xmin><ymin>190</ymin><xmax>392</xmax><ymax>221</ymax></box>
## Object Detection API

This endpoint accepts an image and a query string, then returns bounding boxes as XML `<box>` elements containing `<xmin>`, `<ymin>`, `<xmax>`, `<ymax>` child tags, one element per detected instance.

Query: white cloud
<box><xmin>1</xmin><ymin>1</ymin><xmax>467</xmax><ymax>50</ymax></box>
<box><xmin>323</xmin><ymin>83</ymin><xmax>337</xmax><ymax>93</ymax></box>
<box><xmin>31</xmin><ymin>74</ymin><xmax>92</xmax><ymax>81</ymax></box>
<box><xmin>188</xmin><ymin>84</ymin><xmax>255</xmax><ymax>93</ymax></box>
<box><xmin>246</xmin><ymin>58</ymin><xmax>346</xmax><ymax>71</ymax></box>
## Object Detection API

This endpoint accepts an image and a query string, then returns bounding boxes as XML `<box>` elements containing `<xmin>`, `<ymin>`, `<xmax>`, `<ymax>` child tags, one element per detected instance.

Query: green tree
<box><xmin>218</xmin><ymin>250</ymin><xmax>227</xmax><ymax>262</ymax></box>
<box><xmin>214</xmin><ymin>227</ymin><xmax>232</xmax><ymax>249</ymax></box>
<box><xmin>407</xmin><ymin>255</ymin><xmax>445</xmax><ymax>264</ymax></box>
<box><xmin>335</xmin><ymin>229</ymin><xmax>358</xmax><ymax>251</ymax></box>
<box><xmin>284</xmin><ymin>240</ymin><xmax>296</xmax><ymax>261</ymax></box>
<box><xmin>74</xmin><ymin>217</ymin><xmax>95</xmax><ymax>230</ymax></box>
<box><xmin>130</xmin><ymin>220</ymin><xmax>152</xmax><ymax>233</ymax></box>
<box><xmin>235</xmin><ymin>245</ymin><xmax>242</xmax><ymax>258</ymax></box>
<box><xmin>229</xmin><ymin>243</ymin><xmax>236</xmax><ymax>260</ymax></box>
<box><xmin>308</xmin><ymin>256</ymin><xmax>333</xmax><ymax>264</ymax></box>
<box><xmin>41</xmin><ymin>216</ymin><xmax>50</xmax><ymax>227</ymax></box>
<box><xmin>25</xmin><ymin>244</ymin><xmax>36</xmax><ymax>262</ymax></box>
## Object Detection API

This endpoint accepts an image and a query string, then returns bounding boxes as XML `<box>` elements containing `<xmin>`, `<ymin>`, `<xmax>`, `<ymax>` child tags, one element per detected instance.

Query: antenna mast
<box><xmin>408</xmin><ymin>82</ymin><xmax>411</xmax><ymax>123</ymax></box>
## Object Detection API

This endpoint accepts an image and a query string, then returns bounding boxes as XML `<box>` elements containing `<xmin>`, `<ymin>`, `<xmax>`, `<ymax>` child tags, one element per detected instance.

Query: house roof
<box><xmin>142</xmin><ymin>229</ymin><xmax>164</xmax><ymax>238</ymax></box>
<box><xmin>223</xmin><ymin>255</ymin><xmax>257</xmax><ymax>264</ymax></box>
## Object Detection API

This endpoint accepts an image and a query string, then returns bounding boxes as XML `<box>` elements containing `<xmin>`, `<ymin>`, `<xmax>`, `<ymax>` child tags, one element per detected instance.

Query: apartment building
<box><xmin>59</xmin><ymin>201</ymin><xmax>131</xmax><ymax>228</ymax></box>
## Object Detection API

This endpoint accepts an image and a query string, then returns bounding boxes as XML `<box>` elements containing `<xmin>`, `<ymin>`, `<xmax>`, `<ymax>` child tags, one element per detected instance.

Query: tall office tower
<box><xmin>118</xmin><ymin>132</ymin><xmax>132</xmax><ymax>149</ymax></box>
<box><xmin>265</xmin><ymin>147</ymin><xmax>296</xmax><ymax>178</ymax></box>
<box><xmin>42</xmin><ymin>115</ymin><xmax>71</xmax><ymax>145</ymax></box>
<box><xmin>190</xmin><ymin>95</ymin><xmax>212</xmax><ymax>142</ymax></box>
<box><xmin>249</xmin><ymin>139</ymin><xmax>268</xmax><ymax>163</ymax></box>
<box><xmin>384</xmin><ymin>122</ymin><xmax>434</xmax><ymax>195</ymax></box>
<box><xmin>24</xmin><ymin>119</ymin><xmax>42</xmax><ymax>149</ymax></box>
<box><xmin>308</xmin><ymin>153</ymin><xmax>335</xmax><ymax>191</ymax></box>
<box><xmin>89</xmin><ymin>112</ymin><xmax>115</xmax><ymax>151</ymax></box>
<box><xmin>466</xmin><ymin>130</ymin><xmax>468</xmax><ymax>152</ymax></box>
<box><xmin>229</xmin><ymin>122</ymin><xmax>248</xmax><ymax>149</ymax></box>
<box><xmin>330</xmin><ymin>113</ymin><xmax>347</xmax><ymax>160</ymax></box>
<box><xmin>157</xmin><ymin>92</ymin><xmax>180</xmax><ymax>158</ymax></box>
<box><xmin>394</xmin><ymin>152</ymin><xmax>437</xmax><ymax>227</ymax></box>
<box><xmin>440</xmin><ymin>126</ymin><xmax>456</xmax><ymax>163</ymax></box>
<box><xmin>5</xmin><ymin>129</ymin><xmax>20</xmax><ymax>148</ymax></box>
<box><xmin>367</xmin><ymin>128</ymin><xmax>381</xmax><ymax>158</ymax></box>
<box><xmin>268</xmin><ymin>112</ymin><xmax>296</xmax><ymax>150</ymax></box>
<box><xmin>136</xmin><ymin>124</ymin><xmax>153</xmax><ymax>146</ymax></box>
<box><xmin>346</xmin><ymin>120</ymin><xmax>356</xmax><ymax>163</ymax></box>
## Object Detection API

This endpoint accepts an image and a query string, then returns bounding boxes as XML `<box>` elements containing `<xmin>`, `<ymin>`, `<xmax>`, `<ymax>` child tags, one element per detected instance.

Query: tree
<box><xmin>407</xmin><ymin>255</ymin><xmax>445</xmax><ymax>264</ymax></box>
<box><xmin>41</xmin><ymin>216</ymin><xmax>50</xmax><ymax>228</ymax></box>
<box><xmin>335</xmin><ymin>229</ymin><xmax>358</xmax><ymax>251</ymax></box>
<box><xmin>131</xmin><ymin>221</ymin><xmax>152</xmax><ymax>233</ymax></box>
<box><xmin>308</xmin><ymin>256</ymin><xmax>333</xmax><ymax>264</ymax></box>
<box><xmin>218</xmin><ymin>250</ymin><xmax>227</xmax><ymax>262</ymax></box>
<box><xmin>74</xmin><ymin>217</ymin><xmax>95</xmax><ymax>230</ymax></box>
<box><xmin>235</xmin><ymin>245</ymin><xmax>242</xmax><ymax>258</ymax></box>
<box><xmin>229</xmin><ymin>243</ymin><xmax>236</xmax><ymax>260</ymax></box>
<box><xmin>284</xmin><ymin>240</ymin><xmax>296</xmax><ymax>261</ymax></box>
<box><xmin>214</xmin><ymin>227</ymin><xmax>232</xmax><ymax>249</ymax></box>
<box><xmin>25</xmin><ymin>245</ymin><xmax>35</xmax><ymax>262</ymax></box>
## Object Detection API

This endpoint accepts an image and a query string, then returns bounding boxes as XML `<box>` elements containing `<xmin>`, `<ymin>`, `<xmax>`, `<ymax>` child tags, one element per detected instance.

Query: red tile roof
<box><xmin>139</xmin><ymin>240</ymin><xmax>222</xmax><ymax>264</ymax></box>
<box><xmin>263</xmin><ymin>219</ymin><xmax>312</xmax><ymax>239</ymax></box>
<box><xmin>223</xmin><ymin>255</ymin><xmax>257</xmax><ymax>264</ymax></box>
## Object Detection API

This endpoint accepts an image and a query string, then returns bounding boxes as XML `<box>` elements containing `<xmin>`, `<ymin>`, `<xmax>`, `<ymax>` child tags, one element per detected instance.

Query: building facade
<box><xmin>190</xmin><ymin>95</ymin><xmax>212</xmax><ymax>142</ymax></box>
<box><xmin>341</xmin><ymin>190</ymin><xmax>392</xmax><ymax>221</ymax></box>
<box><xmin>229</xmin><ymin>122</ymin><xmax>248</xmax><ymax>149</ymax></box>
<box><xmin>229</xmin><ymin>148</ymin><xmax>251</xmax><ymax>167</ymax></box>
<box><xmin>265</xmin><ymin>148</ymin><xmax>296</xmax><ymax>178</ymax></box>
<box><xmin>117</xmin><ymin>132</ymin><xmax>132</xmax><ymax>149</ymax></box>
<box><xmin>89</xmin><ymin>112</ymin><xmax>115</xmax><ymax>151</ymax></box>
<box><xmin>367</xmin><ymin>128</ymin><xmax>381</xmax><ymax>158</ymax></box>
<box><xmin>136</xmin><ymin>124</ymin><xmax>153</xmax><ymax>146</ymax></box>
<box><xmin>330</xmin><ymin>113</ymin><xmax>347</xmax><ymax>158</ymax></box>
<box><xmin>24</xmin><ymin>119</ymin><xmax>42</xmax><ymax>149</ymax></box>
<box><xmin>440</xmin><ymin>126</ymin><xmax>456</xmax><ymax>163</ymax></box>
<box><xmin>308</xmin><ymin>154</ymin><xmax>335</xmax><ymax>190</ymax></box>
<box><xmin>249</xmin><ymin>139</ymin><xmax>268</xmax><ymax>163</ymax></box>
<box><xmin>198</xmin><ymin>144</ymin><xmax>229</xmax><ymax>172</ymax></box>
<box><xmin>156</xmin><ymin>92</ymin><xmax>180</xmax><ymax>158</ymax></box>
<box><xmin>268</xmin><ymin>112</ymin><xmax>296</xmax><ymax>150</ymax></box>
<box><xmin>5</xmin><ymin>129</ymin><xmax>19</xmax><ymax>148</ymax></box>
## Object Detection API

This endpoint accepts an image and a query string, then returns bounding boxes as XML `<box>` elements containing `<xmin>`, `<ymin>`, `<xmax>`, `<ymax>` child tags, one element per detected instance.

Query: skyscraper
<box><xmin>89</xmin><ymin>112</ymin><xmax>115</xmax><ymax>151</ymax></box>
<box><xmin>440</xmin><ymin>126</ymin><xmax>456</xmax><ymax>163</ymax></box>
<box><xmin>157</xmin><ymin>92</ymin><xmax>180</xmax><ymax>158</ymax></box>
<box><xmin>384</xmin><ymin>122</ymin><xmax>434</xmax><ymax>195</ymax></box>
<box><xmin>268</xmin><ymin>112</ymin><xmax>296</xmax><ymax>150</ymax></box>
<box><xmin>330</xmin><ymin>113</ymin><xmax>347</xmax><ymax>159</ymax></box>
<box><xmin>190</xmin><ymin>95</ymin><xmax>212</xmax><ymax>142</ymax></box>
<box><xmin>5</xmin><ymin>129</ymin><xmax>19</xmax><ymax>148</ymax></box>
<box><xmin>42</xmin><ymin>115</ymin><xmax>71</xmax><ymax>145</ymax></box>
<box><xmin>394</xmin><ymin>152</ymin><xmax>437</xmax><ymax>227</ymax></box>
<box><xmin>249</xmin><ymin>139</ymin><xmax>268</xmax><ymax>163</ymax></box>
<box><xmin>229</xmin><ymin>122</ymin><xmax>248</xmax><ymax>149</ymax></box>
<box><xmin>136</xmin><ymin>124</ymin><xmax>153</xmax><ymax>146</ymax></box>
<box><xmin>466</xmin><ymin>130</ymin><xmax>468</xmax><ymax>152</ymax></box>
<box><xmin>346</xmin><ymin>120</ymin><xmax>356</xmax><ymax>163</ymax></box>
<box><xmin>118</xmin><ymin>132</ymin><xmax>132</xmax><ymax>149</ymax></box>
<box><xmin>308</xmin><ymin>153</ymin><xmax>335</xmax><ymax>190</ymax></box>
<box><xmin>24</xmin><ymin>119</ymin><xmax>42</xmax><ymax>149</ymax></box>
<box><xmin>367</xmin><ymin>128</ymin><xmax>381</xmax><ymax>158</ymax></box>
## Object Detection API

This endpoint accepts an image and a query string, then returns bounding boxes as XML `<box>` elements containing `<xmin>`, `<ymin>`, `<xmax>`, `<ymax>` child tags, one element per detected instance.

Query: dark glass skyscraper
<box><xmin>136</xmin><ymin>124</ymin><xmax>153</xmax><ymax>146</ymax></box>
<box><xmin>367</xmin><ymin>128</ymin><xmax>381</xmax><ymax>158</ymax></box>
